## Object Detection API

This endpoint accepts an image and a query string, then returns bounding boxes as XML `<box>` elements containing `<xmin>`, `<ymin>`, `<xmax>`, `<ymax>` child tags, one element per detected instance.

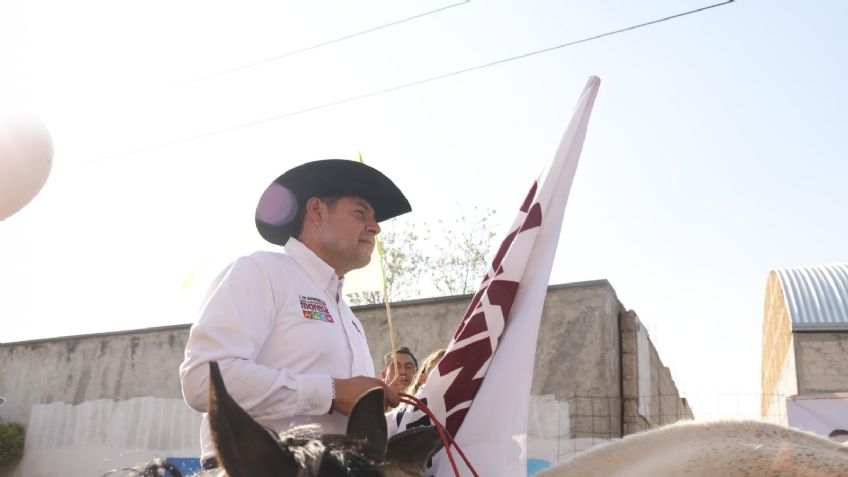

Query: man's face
<box><xmin>383</xmin><ymin>353</ymin><xmax>417</xmax><ymax>392</ymax></box>
<box><xmin>314</xmin><ymin>196</ymin><xmax>380</xmax><ymax>276</ymax></box>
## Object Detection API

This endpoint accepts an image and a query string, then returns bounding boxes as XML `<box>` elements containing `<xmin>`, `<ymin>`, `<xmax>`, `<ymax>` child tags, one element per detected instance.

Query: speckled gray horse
<box><xmin>537</xmin><ymin>419</ymin><xmax>848</xmax><ymax>477</ymax></box>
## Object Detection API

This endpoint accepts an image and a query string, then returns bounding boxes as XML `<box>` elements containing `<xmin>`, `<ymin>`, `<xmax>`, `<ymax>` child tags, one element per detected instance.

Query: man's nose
<box><xmin>366</xmin><ymin>217</ymin><xmax>380</xmax><ymax>235</ymax></box>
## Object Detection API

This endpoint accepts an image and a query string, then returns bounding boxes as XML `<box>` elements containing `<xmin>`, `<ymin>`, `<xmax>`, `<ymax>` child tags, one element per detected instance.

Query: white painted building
<box><xmin>760</xmin><ymin>263</ymin><xmax>848</xmax><ymax>434</ymax></box>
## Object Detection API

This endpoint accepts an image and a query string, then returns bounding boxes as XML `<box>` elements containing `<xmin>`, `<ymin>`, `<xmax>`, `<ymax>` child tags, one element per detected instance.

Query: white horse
<box><xmin>537</xmin><ymin>419</ymin><xmax>848</xmax><ymax>477</ymax></box>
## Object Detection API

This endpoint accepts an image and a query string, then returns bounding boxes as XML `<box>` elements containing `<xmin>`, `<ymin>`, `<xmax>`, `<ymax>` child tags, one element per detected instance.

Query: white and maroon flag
<box><xmin>391</xmin><ymin>76</ymin><xmax>601</xmax><ymax>476</ymax></box>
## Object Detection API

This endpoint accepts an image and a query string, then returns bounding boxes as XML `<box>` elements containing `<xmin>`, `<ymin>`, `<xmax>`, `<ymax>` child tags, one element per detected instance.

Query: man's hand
<box><xmin>332</xmin><ymin>376</ymin><xmax>401</xmax><ymax>416</ymax></box>
<box><xmin>386</xmin><ymin>375</ymin><xmax>408</xmax><ymax>394</ymax></box>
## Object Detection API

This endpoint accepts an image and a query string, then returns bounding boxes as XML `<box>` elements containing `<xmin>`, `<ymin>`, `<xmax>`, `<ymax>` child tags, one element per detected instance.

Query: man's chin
<box><xmin>354</xmin><ymin>255</ymin><xmax>372</xmax><ymax>269</ymax></box>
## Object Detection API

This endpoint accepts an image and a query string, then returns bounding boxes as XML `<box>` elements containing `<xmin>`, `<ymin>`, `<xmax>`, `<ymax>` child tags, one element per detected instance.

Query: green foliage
<box><xmin>431</xmin><ymin>206</ymin><xmax>498</xmax><ymax>296</ymax></box>
<box><xmin>346</xmin><ymin>225</ymin><xmax>432</xmax><ymax>305</ymax></box>
<box><xmin>346</xmin><ymin>290</ymin><xmax>385</xmax><ymax>306</ymax></box>
<box><xmin>346</xmin><ymin>206</ymin><xmax>498</xmax><ymax>305</ymax></box>
<box><xmin>0</xmin><ymin>421</ymin><xmax>25</xmax><ymax>465</ymax></box>
<box><xmin>380</xmin><ymin>226</ymin><xmax>432</xmax><ymax>302</ymax></box>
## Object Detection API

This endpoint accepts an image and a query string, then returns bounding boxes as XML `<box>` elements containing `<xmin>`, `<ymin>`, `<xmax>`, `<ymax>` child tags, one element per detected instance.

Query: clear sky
<box><xmin>2</xmin><ymin>0</ymin><xmax>846</xmax><ymax>420</ymax></box>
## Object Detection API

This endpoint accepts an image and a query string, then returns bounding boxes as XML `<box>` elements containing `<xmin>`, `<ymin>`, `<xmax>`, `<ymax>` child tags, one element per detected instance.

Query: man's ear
<box><xmin>304</xmin><ymin>197</ymin><xmax>324</xmax><ymax>223</ymax></box>
<box><xmin>380</xmin><ymin>369</ymin><xmax>387</xmax><ymax>380</ymax></box>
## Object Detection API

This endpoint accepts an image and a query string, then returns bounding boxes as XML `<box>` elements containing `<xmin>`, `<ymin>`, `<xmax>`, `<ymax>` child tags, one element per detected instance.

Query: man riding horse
<box><xmin>179</xmin><ymin>160</ymin><xmax>412</xmax><ymax>470</ymax></box>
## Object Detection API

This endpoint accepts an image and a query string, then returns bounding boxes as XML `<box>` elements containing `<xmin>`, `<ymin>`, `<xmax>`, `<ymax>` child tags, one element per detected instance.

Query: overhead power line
<box><xmin>98</xmin><ymin>0</ymin><xmax>734</xmax><ymax>163</ymax></box>
<box><xmin>189</xmin><ymin>0</ymin><xmax>471</xmax><ymax>83</ymax></box>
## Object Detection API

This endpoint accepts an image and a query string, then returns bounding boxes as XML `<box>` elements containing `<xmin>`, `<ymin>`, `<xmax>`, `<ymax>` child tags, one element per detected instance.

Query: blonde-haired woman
<box><xmin>407</xmin><ymin>348</ymin><xmax>446</xmax><ymax>395</ymax></box>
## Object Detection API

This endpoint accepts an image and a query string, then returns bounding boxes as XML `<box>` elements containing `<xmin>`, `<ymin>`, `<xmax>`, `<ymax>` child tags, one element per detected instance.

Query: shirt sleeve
<box><xmin>179</xmin><ymin>255</ymin><xmax>333</xmax><ymax>419</ymax></box>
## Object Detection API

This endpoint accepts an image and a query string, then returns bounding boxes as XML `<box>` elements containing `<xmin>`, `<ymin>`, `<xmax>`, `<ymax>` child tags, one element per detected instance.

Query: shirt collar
<box><xmin>284</xmin><ymin>237</ymin><xmax>344</xmax><ymax>299</ymax></box>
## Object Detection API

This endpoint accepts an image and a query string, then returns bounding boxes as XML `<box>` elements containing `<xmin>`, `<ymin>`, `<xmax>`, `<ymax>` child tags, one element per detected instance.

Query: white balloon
<box><xmin>0</xmin><ymin>115</ymin><xmax>54</xmax><ymax>220</ymax></box>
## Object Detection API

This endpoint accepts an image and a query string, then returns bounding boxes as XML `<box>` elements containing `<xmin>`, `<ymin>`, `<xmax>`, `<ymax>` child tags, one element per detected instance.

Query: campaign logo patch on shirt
<box><xmin>299</xmin><ymin>295</ymin><xmax>334</xmax><ymax>323</ymax></box>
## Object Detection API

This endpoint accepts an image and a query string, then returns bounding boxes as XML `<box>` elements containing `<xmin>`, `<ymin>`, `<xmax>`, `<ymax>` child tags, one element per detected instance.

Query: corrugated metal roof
<box><xmin>775</xmin><ymin>263</ymin><xmax>848</xmax><ymax>331</ymax></box>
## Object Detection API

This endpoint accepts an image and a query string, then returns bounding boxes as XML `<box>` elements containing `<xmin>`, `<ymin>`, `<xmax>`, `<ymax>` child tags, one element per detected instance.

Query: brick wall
<box><xmin>761</xmin><ymin>271</ymin><xmax>795</xmax><ymax>417</ymax></box>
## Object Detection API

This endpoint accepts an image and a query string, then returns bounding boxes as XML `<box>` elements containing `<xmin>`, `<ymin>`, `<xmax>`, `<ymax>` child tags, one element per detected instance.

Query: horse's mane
<box><xmin>276</xmin><ymin>425</ymin><xmax>382</xmax><ymax>477</ymax></box>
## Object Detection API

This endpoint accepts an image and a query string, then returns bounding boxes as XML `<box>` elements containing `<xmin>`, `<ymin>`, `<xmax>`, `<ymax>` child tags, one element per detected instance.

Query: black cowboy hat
<box><xmin>255</xmin><ymin>159</ymin><xmax>411</xmax><ymax>246</ymax></box>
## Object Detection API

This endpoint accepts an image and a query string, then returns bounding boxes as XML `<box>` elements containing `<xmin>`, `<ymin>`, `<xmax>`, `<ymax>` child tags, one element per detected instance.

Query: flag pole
<box><xmin>376</xmin><ymin>236</ymin><xmax>400</xmax><ymax>384</ymax></box>
<box><xmin>357</xmin><ymin>152</ymin><xmax>400</xmax><ymax>383</ymax></box>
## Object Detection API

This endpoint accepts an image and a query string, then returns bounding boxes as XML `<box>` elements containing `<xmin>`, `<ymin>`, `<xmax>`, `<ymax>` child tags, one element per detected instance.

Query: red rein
<box><xmin>398</xmin><ymin>393</ymin><xmax>480</xmax><ymax>477</ymax></box>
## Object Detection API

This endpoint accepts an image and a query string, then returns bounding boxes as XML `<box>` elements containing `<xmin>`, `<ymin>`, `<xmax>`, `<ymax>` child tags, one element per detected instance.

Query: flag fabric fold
<box><xmin>391</xmin><ymin>76</ymin><xmax>601</xmax><ymax>476</ymax></box>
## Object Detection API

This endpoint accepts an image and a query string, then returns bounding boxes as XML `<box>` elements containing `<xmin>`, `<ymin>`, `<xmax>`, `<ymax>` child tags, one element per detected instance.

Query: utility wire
<box><xmin>97</xmin><ymin>0</ymin><xmax>734</xmax><ymax>163</ymax></box>
<box><xmin>188</xmin><ymin>0</ymin><xmax>470</xmax><ymax>84</ymax></box>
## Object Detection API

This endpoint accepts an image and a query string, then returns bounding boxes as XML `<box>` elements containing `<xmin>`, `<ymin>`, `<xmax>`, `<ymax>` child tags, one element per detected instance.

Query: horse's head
<box><xmin>207</xmin><ymin>362</ymin><xmax>442</xmax><ymax>477</ymax></box>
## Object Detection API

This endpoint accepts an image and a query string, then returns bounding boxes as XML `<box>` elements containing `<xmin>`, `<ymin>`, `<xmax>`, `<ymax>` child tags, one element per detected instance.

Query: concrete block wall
<box><xmin>355</xmin><ymin>296</ymin><xmax>465</xmax><ymax>373</ymax></box>
<box><xmin>357</xmin><ymin>281</ymin><xmax>629</xmax><ymax>462</ymax></box>
<box><xmin>360</xmin><ymin>281</ymin><xmax>690</xmax><ymax>461</ymax></box>
<box><xmin>0</xmin><ymin>326</ymin><xmax>189</xmax><ymax>425</ymax></box>
<box><xmin>0</xmin><ymin>281</ymin><xmax>689</xmax><ymax>475</ymax></box>
<box><xmin>795</xmin><ymin>332</ymin><xmax>848</xmax><ymax>394</ymax></box>
<box><xmin>10</xmin><ymin>397</ymin><xmax>201</xmax><ymax>477</ymax></box>
<box><xmin>619</xmin><ymin>309</ymin><xmax>641</xmax><ymax>435</ymax></box>
<box><xmin>619</xmin><ymin>310</ymin><xmax>692</xmax><ymax>435</ymax></box>
<box><xmin>530</xmin><ymin>282</ymin><xmax>622</xmax><ymax>402</ymax></box>
<box><xmin>656</xmin><ymin>364</ymin><xmax>691</xmax><ymax>425</ymax></box>
<box><xmin>619</xmin><ymin>310</ymin><xmax>642</xmax><ymax>435</ymax></box>
<box><xmin>0</xmin><ymin>326</ymin><xmax>196</xmax><ymax>477</ymax></box>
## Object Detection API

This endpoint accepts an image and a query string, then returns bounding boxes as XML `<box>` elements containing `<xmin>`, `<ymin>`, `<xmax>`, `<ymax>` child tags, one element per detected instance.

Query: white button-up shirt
<box><xmin>179</xmin><ymin>238</ymin><xmax>375</xmax><ymax>460</ymax></box>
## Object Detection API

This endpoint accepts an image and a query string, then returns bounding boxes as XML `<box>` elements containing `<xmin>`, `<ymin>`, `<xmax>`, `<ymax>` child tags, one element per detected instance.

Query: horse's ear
<box><xmin>386</xmin><ymin>426</ymin><xmax>443</xmax><ymax>474</ymax></box>
<box><xmin>208</xmin><ymin>361</ymin><xmax>299</xmax><ymax>477</ymax></box>
<box><xmin>346</xmin><ymin>387</ymin><xmax>388</xmax><ymax>460</ymax></box>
